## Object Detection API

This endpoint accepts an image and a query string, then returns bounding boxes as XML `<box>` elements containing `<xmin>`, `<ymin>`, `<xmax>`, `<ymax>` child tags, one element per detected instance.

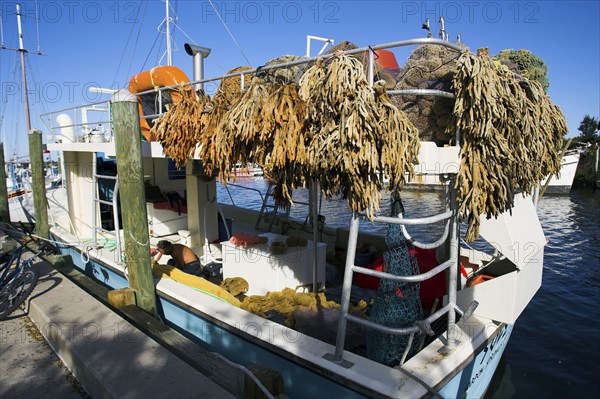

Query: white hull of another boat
<box><xmin>405</xmin><ymin>145</ymin><xmax>581</xmax><ymax>194</ymax></box>
<box><xmin>8</xmin><ymin>187</ymin><xmax>69</xmax><ymax>226</ymax></box>
<box><xmin>541</xmin><ymin>152</ymin><xmax>580</xmax><ymax>193</ymax></box>
<box><xmin>8</xmin><ymin>191</ymin><xmax>34</xmax><ymax>224</ymax></box>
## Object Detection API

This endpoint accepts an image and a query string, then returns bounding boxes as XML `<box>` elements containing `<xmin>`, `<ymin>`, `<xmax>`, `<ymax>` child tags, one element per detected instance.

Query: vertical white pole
<box><xmin>16</xmin><ymin>4</ymin><xmax>32</xmax><ymax>133</ymax></box>
<box><xmin>306</xmin><ymin>36</ymin><xmax>311</xmax><ymax>58</ymax></box>
<box><xmin>310</xmin><ymin>180</ymin><xmax>319</xmax><ymax>292</ymax></box>
<box><xmin>166</xmin><ymin>0</ymin><xmax>172</xmax><ymax>66</ymax></box>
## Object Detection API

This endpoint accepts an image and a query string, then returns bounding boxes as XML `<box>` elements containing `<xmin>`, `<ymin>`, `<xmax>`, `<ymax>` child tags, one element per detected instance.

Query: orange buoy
<box><xmin>128</xmin><ymin>66</ymin><xmax>190</xmax><ymax>141</ymax></box>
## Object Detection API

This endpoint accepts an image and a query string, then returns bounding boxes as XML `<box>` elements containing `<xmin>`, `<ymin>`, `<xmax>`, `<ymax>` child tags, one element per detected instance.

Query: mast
<box><xmin>165</xmin><ymin>0</ymin><xmax>172</xmax><ymax>66</ymax></box>
<box><xmin>16</xmin><ymin>3</ymin><xmax>32</xmax><ymax>132</ymax></box>
<box><xmin>2</xmin><ymin>3</ymin><xmax>46</xmax><ymax>152</ymax></box>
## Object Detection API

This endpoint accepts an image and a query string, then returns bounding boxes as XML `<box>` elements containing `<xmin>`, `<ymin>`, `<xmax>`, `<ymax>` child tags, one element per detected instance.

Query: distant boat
<box><xmin>405</xmin><ymin>142</ymin><xmax>581</xmax><ymax>194</ymax></box>
<box><xmin>541</xmin><ymin>147</ymin><xmax>581</xmax><ymax>193</ymax></box>
<box><xmin>231</xmin><ymin>163</ymin><xmax>264</xmax><ymax>178</ymax></box>
<box><xmin>4</xmin><ymin>160</ymin><xmax>34</xmax><ymax>224</ymax></box>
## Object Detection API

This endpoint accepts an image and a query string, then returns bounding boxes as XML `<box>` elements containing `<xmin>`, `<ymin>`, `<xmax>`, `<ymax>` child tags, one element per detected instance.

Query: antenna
<box><xmin>438</xmin><ymin>17</ymin><xmax>447</xmax><ymax>41</ymax></box>
<box><xmin>157</xmin><ymin>0</ymin><xmax>176</xmax><ymax>65</ymax></box>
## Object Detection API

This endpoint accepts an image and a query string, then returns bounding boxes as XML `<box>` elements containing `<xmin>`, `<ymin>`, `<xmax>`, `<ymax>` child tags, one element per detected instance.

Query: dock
<box><xmin>11</xmin><ymin>259</ymin><xmax>235</xmax><ymax>399</ymax></box>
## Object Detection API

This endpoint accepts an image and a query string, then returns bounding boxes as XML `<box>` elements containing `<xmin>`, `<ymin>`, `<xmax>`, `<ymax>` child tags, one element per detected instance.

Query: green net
<box><xmin>367</xmin><ymin>195</ymin><xmax>423</xmax><ymax>366</ymax></box>
<box><xmin>492</xmin><ymin>49</ymin><xmax>550</xmax><ymax>93</ymax></box>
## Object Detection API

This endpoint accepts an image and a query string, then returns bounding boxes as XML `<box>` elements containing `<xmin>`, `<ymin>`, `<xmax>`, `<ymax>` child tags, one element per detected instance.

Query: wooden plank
<box><xmin>244</xmin><ymin>364</ymin><xmax>284</xmax><ymax>399</ymax></box>
<box><xmin>0</xmin><ymin>143</ymin><xmax>9</xmax><ymax>223</ymax></box>
<box><xmin>28</xmin><ymin>129</ymin><xmax>49</xmax><ymax>238</ymax></box>
<box><xmin>46</xmin><ymin>254</ymin><xmax>74</xmax><ymax>272</ymax></box>
<box><xmin>111</xmin><ymin>90</ymin><xmax>157</xmax><ymax>316</ymax></box>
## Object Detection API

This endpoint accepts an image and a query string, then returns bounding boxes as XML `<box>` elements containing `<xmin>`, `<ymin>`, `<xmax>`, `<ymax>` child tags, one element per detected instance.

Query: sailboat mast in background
<box><xmin>16</xmin><ymin>3</ymin><xmax>32</xmax><ymax>132</ymax></box>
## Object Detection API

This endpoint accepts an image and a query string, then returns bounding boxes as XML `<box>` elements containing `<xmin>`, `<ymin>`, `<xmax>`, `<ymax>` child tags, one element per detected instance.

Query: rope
<box><xmin>140</xmin><ymin>29</ymin><xmax>162</xmax><ymax>72</ymax></box>
<box><xmin>112</xmin><ymin>0</ymin><xmax>145</xmax><ymax>87</ymax></box>
<box><xmin>24</xmin><ymin>55</ymin><xmax>49</xmax><ymax>117</ymax></box>
<box><xmin>208</xmin><ymin>350</ymin><xmax>275</xmax><ymax>399</ymax></box>
<box><xmin>81</xmin><ymin>243</ymin><xmax>93</xmax><ymax>264</ymax></box>
<box><xmin>394</xmin><ymin>365</ymin><xmax>446</xmax><ymax>399</ymax></box>
<box><xmin>206</xmin><ymin>0</ymin><xmax>253</xmax><ymax>67</ymax></box>
<box><xmin>125</xmin><ymin>0</ymin><xmax>149</xmax><ymax>81</ymax></box>
<box><xmin>0</xmin><ymin>51</ymin><xmax>20</xmax><ymax>145</ymax></box>
<box><xmin>128</xmin><ymin>230</ymin><xmax>149</xmax><ymax>246</ymax></box>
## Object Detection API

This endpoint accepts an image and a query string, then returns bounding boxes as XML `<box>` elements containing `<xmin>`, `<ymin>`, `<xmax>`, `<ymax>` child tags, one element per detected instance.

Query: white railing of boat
<box><xmin>41</xmin><ymin>100</ymin><xmax>113</xmax><ymax>144</ymax></box>
<box><xmin>219</xmin><ymin>181</ymin><xmax>314</xmax><ymax>233</ymax></box>
<box><xmin>134</xmin><ymin>38</ymin><xmax>461</xmax><ymax>120</ymax></box>
<box><xmin>220</xmin><ymin>182</ymin><xmax>265</xmax><ymax>207</ymax></box>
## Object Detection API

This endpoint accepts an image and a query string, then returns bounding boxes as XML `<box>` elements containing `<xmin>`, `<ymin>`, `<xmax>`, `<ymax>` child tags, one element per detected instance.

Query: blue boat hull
<box><xmin>54</xmin><ymin>239</ymin><xmax>510</xmax><ymax>399</ymax></box>
<box><xmin>439</xmin><ymin>324</ymin><xmax>513</xmax><ymax>398</ymax></box>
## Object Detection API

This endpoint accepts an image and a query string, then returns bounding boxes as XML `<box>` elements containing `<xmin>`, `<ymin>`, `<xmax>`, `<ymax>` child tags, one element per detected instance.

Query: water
<box><xmin>217</xmin><ymin>178</ymin><xmax>447</xmax><ymax>238</ymax></box>
<box><xmin>487</xmin><ymin>189</ymin><xmax>600</xmax><ymax>398</ymax></box>
<box><xmin>218</xmin><ymin>180</ymin><xmax>600</xmax><ymax>397</ymax></box>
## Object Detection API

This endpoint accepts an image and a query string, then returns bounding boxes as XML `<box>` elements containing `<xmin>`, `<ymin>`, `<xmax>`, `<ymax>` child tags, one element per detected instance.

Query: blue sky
<box><xmin>1</xmin><ymin>0</ymin><xmax>599</xmax><ymax>158</ymax></box>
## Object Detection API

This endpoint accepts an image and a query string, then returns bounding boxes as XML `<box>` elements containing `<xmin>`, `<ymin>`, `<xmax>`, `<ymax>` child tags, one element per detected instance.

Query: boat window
<box><xmin>168</xmin><ymin>159</ymin><xmax>186</xmax><ymax>180</ymax></box>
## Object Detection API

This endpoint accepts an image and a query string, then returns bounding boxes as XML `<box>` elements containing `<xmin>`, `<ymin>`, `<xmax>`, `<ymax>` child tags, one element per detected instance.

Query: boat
<box><xmin>405</xmin><ymin>139</ymin><xmax>580</xmax><ymax>194</ymax></box>
<box><xmin>28</xmin><ymin>29</ymin><xmax>559</xmax><ymax>398</ymax></box>
<box><xmin>4</xmin><ymin>159</ymin><xmax>34</xmax><ymax>224</ymax></box>
<box><xmin>2</xmin><ymin>3</ymin><xmax>560</xmax><ymax>396</ymax></box>
<box><xmin>3</xmin><ymin>156</ymin><xmax>63</xmax><ymax>224</ymax></box>
<box><xmin>231</xmin><ymin>163</ymin><xmax>264</xmax><ymax>179</ymax></box>
<box><xmin>540</xmin><ymin>148</ymin><xmax>581</xmax><ymax>193</ymax></box>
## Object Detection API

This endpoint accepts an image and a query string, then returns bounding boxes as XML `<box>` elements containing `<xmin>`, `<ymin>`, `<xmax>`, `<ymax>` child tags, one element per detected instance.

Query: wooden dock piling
<box><xmin>112</xmin><ymin>90</ymin><xmax>157</xmax><ymax>317</ymax></box>
<box><xmin>28</xmin><ymin>129</ymin><xmax>49</xmax><ymax>238</ymax></box>
<box><xmin>0</xmin><ymin>143</ymin><xmax>9</xmax><ymax>223</ymax></box>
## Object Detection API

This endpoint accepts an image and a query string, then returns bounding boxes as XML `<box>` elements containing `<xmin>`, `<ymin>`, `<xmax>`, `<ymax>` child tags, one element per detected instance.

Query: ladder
<box><xmin>324</xmin><ymin>186</ymin><xmax>478</xmax><ymax>367</ymax></box>
<box><xmin>254</xmin><ymin>181</ymin><xmax>291</xmax><ymax>232</ymax></box>
<box><xmin>254</xmin><ymin>181</ymin><xmax>315</xmax><ymax>233</ymax></box>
